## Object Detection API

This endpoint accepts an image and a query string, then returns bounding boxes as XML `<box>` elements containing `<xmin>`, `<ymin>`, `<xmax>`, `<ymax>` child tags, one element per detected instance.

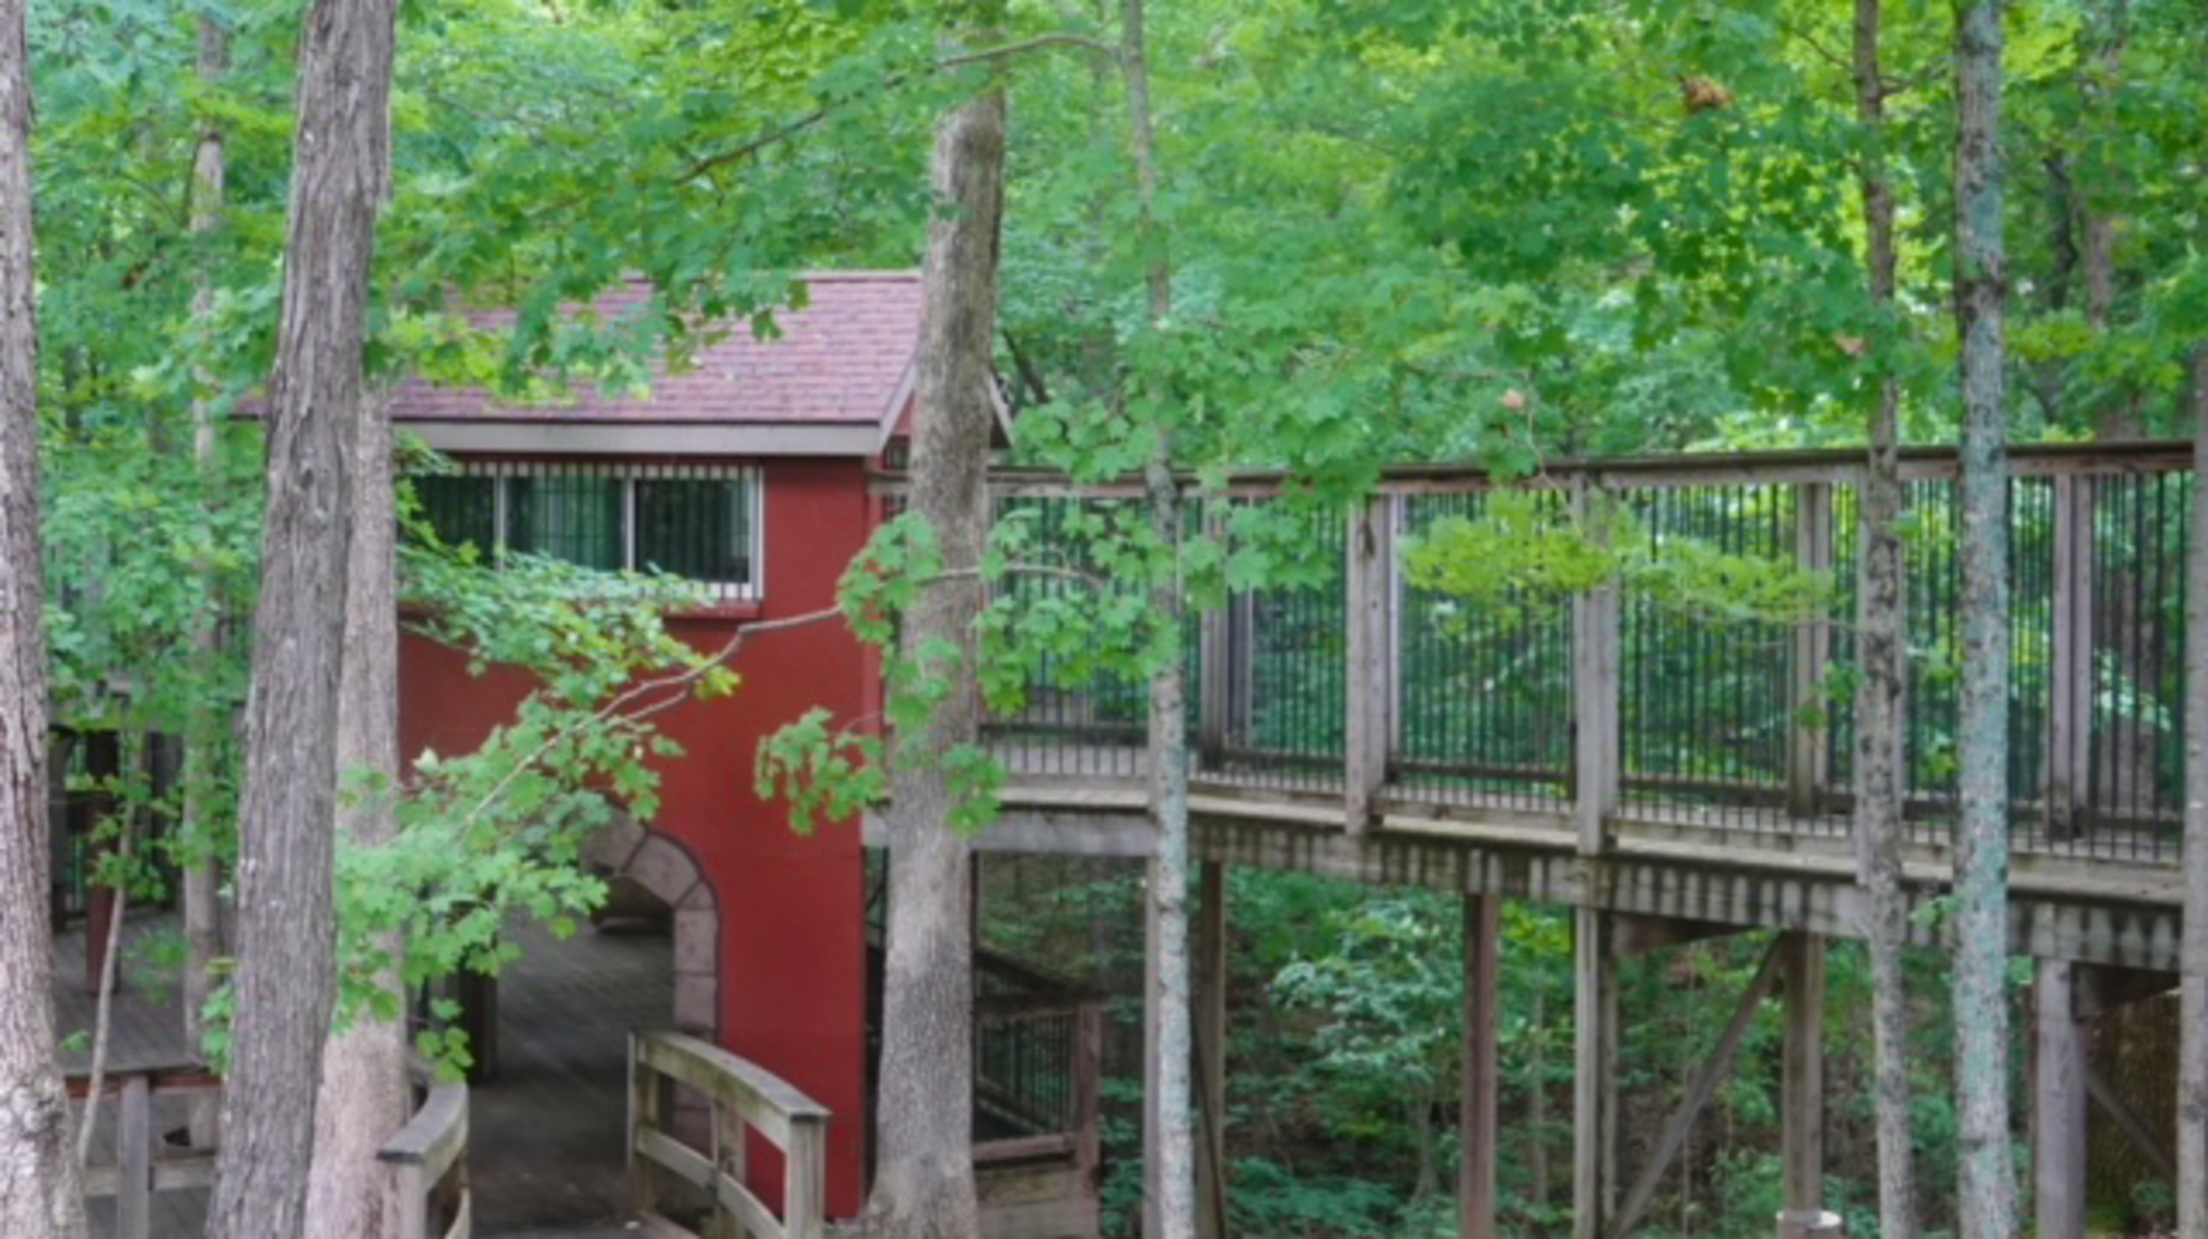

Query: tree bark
<box><xmin>865</xmin><ymin>77</ymin><xmax>1005</xmax><ymax>1239</ymax></box>
<box><xmin>1952</xmin><ymin>2</ymin><xmax>2018</xmax><ymax>1235</ymax></box>
<box><xmin>0</xmin><ymin>5</ymin><xmax>92</xmax><ymax>1231</ymax></box>
<box><xmin>303</xmin><ymin>396</ymin><xmax>406</xmax><ymax>1239</ymax></box>
<box><xmin>2178</xmin><ymin>348</ymin><xmax>2208</xmax><ymax>1236</ymax></box>
<box><xmin>1122</xmin><ymin>3</ymin><xmax>1195</xmax><ymax>1237</ymax></box>
<box><xmin>206</xmin><ymin>0</ymin><xmax>395</xmax><ymax>1233</ymax></box>
<box><xmin>1852</xmin><ymin>2</ymin><xmax>1919</xmax><ymax>1234</ymax></box>
<box><xmin>182</xmin><ymin>11</ymin><xmax>230</xmax><ymax>1151</ymax></box>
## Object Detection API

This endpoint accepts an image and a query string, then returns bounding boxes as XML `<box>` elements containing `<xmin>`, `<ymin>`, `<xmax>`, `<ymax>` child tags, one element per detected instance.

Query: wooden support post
<box><xmin>2047</xmin><ymin>475</ymin><xmax>2095</xmax><ymax>841</ymax></box>
<box><xmin>2035</xmin><ymin>958</ymin><xmax>2088</xmax><ymax>1239</ymax></box>
<box><xmin>1460</xmin><ymin>894</ymin><xmax>1501</xmax><ymax>1239</ymax></box>
<box><xmin>1573</xmin><ymin>484</ymin><xmax>1621</xmax><ymax>856</ymax></box>
<box><xmin>1573</xmin><ymin>907</ymin><xmax>1619</xmax><ymax>1239</ymax></box>
<box><xmin>1344</xmin><ymin>495</ymin><xmax>1393</xmax><ymax>833</ymax></box>
<box><xmin>1788</xmin><ymin>485</ymin><xmax>1834</xmax><ymax>820</ymax></box>
<box><xmin>1779</xmin><ymin>933</ymin><xmax>1841</xmax><ymax>1238</ymax></box>
<box><xmin>1073</xmin><ymin>1000</ymin><xmax>1104</xmax><ymax>1188</ymax></box>
<box><xmin>1196</xmin><ymin>861</ymin><xmax>1230</xmax><ymax>1239</ymax></box>
<box><xmin>83</xmin><ymin>727</ymin><xmax>121</xmax><ymax>992</ymax></box>
<box><xmin>118</xmin><ymin>1072</ymin><xmax>151</xmax><ymax>1239</ymax></box>
<box><xmin>785</xmin><ymin>1112</ymin><xmax>829</xmax><ymax>1239</ymax></box>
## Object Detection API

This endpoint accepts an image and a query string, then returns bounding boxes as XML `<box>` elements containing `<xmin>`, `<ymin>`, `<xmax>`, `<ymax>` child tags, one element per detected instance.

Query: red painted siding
<box><xmin>398</xmin><ymin>456</ymin><xmax>870</xmax><ymax>1217</ymax></box>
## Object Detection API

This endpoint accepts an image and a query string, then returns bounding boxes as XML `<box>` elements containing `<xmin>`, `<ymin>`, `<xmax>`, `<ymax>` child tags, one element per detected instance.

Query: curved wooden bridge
<box><xmin>874</xmin><ymin>439</ymin><xmax>2201</xmax><ymax>1239</ymax></box>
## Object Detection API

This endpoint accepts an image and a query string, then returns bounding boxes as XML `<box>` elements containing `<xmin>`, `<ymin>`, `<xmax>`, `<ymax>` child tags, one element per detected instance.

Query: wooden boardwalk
<box><xmin>55</xmin><ymin>911</ymin><xmax>673</xmax><ymax>1237</ymax></box>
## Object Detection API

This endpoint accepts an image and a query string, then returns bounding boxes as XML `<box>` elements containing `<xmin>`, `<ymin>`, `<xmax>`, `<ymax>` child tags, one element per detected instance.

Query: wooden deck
<box><xmin>55</xmin><ymin>912</ymin><xmax>674</xmax><ymax>1237</ymax></box>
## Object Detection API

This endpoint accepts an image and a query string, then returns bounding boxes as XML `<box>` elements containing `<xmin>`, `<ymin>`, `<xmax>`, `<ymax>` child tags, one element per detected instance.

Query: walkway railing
<box><xmin>921</xmin><ymin>440</ymin><xmax>2201</xmax><ymax>866</ymax></box>
<box><xmin>973</xmin><ymin>953</ymin><xmax>1103</xmax><ymax>1178</ymax></box>
<box><xmin>70</xmin><ymin>1061</ymin><xmax>218</xmax><ymax>1239</ymax></box>
<box><xmin>628</xmin><ymin>1028</ymin><xmax>830</xmax><ymax>1239</ymax></box>
<box><xmin>380</xmin><ymin>1060</ymin><xmax>472</xmax><ymax>1239</ymax></box>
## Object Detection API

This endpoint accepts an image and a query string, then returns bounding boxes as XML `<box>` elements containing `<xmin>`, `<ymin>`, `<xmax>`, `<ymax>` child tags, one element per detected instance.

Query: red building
<box><xmin>391</xmin><ymin>272</ymin><xmax>962</xmax><ymax>1219</ymax></box>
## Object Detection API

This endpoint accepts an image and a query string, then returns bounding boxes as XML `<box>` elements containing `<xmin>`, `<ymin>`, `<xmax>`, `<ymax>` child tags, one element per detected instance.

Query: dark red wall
<box><xmin>398</xmin><ymin>456</ymin><xmax>870</xmax><ymax>1217</ymax></box>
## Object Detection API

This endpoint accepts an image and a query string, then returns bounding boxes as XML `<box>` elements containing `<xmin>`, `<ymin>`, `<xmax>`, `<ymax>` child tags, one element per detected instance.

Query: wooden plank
<box><xmin>2035</xmin><ymin>959</ymin><xmax>2087</xmax><ymax>1239</ymax></box>
<box><xmin>1460</xmin><ymin>895</ymin><xmax>1500</xmax><ymax>1239</ymax></box>
<box><xmin>117</xmin><ymin>1072</ymin><xmax>151</xmax><ymax>1239</ymax></box>
<box><xmin>1606</xmin><ymin>937</ymin><xmax>1783</xmax><ymax>1239</ymax></box>
<box><xmin>1572</xmin><ymin>481</ymin><xmax>1621</xmax><ymax>857</ymax></box>
<box><xmin>1343</xmin><ymin>495</ymin><xmax>1392</xmax><ymax>833</ymax></box>
<box><xmin>974</xmin><ymin>1133</ymin><xmax>1079</xmax><ymax>1163</ymax></box>
<box><xmin>1573</xmin><ymin>908</ymin><xmax>1618</xmax><ymax>1239</ymax></box>
<box><xmin>2046</xmin><ymin>475</ymin><xmax>2095</xmax><ymax>841</ymax></box>
<box><xmin>1779</xmin><ymin>934</ymin><xmax>1829</xmax><ymax>1232</ymax></box>
<box><xmin>1787</xmin><ymin>484</ymin><xmax>1833</xmax><ymax>819</ymax></box>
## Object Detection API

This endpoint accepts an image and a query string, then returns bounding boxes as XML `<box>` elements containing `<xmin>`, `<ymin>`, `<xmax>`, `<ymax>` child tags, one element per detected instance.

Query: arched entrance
<box><xmin>464</xmin><ymin>818</ymin><xmax>719</xmax><ymax>1233</ymax></box>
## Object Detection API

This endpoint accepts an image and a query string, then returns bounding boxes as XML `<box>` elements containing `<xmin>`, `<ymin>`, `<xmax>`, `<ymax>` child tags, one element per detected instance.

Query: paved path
<box><xmin>56</xmin><ymin>909</ymin><xmax>674</xmax><ymax>1237</ymax></box>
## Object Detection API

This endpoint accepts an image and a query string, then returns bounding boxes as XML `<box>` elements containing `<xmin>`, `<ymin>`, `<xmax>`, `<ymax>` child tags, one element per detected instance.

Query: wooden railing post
<box><xmin>2047</xmin><ymin>473</ymin><xmax>2095</xmax><ymax>840</ymax></box>
<box><xmin>784</xmin><ymin>1113</ymin><xmax>828</xmax><ymax>1239</ymax></box>
<box><xmin>1573</xmin><ymin>481</ymin><xmax>1622</xmax><ymax>855</ymax></box>
<box><xmin>1345</xmin><ymin>494</ymin><xmax>1394</xmax><ymax>832</ymax></box>
<box><xmin>1788</xmin><ymin>483</ymin><xmax>1835</xmax><ymax>819</ymax></box>
<box><xmin>1199</xmin><ymin>508</ymin><xmax>1229</xmax><ymax>772</ymax></box>
<box><xmin>629</xmin><ymin>1030</ymin><xmax>660</xmax><ymax>1220</ymax></box>
<box><xmin>1073</xmin><ymin>1000</ymin><xmax>1104</xmax><ymax>1186</ymax></box>
<box><xmin>117</xmin><ymin>1072</ymin><xmax>151</xmax><ymax>1239</ymax></box>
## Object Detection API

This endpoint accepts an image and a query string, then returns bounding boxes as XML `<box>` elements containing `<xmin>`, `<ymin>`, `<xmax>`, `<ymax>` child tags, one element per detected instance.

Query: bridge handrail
<box><xmin>378</xmin><ymin>1057</ymin><xmax>472</xmax><ymax>1239</ymax></box>
<box><xmin>628</xmin><ymin>1028</ymin><xmax>830</xmax><ymax>1239</ymax></box>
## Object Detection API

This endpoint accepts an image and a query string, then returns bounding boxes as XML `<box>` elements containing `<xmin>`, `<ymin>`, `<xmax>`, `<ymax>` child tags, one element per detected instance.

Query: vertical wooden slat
<box><xmin>628</xmin><ymin>1031</ymin><xmax>660</xmax><ymax>1220</ymax></box>
<box><xmin>2034</xmin><ymin>959</ymin><xmax>2087</xmax><ymax>1239</ymax></box>
<box><xmin>783</xmin><ymin>1114</ymin><xmax>828</xmax><ymax>1239</ymax></box>
<box><xmin>2047</xmin><ymin>475</ymin><xmax>2095</xmax><ymax>840</ymax></box>
<box><xmin>1789</xmin><ymin>484</ymin><xmax>1835</xmax><ymax>819</ymax></box>
<box><xmin>1573</xmin><ymin>481</ymin><xmax>1622</xmax><ymax>856</ymax></box>
<box><xmin>1459</xmin><ymin>894</ymin><xmax>1500</xmax><ymax>1239</ymax></box>
<box><xmin>118</xmin><ymin>1073</ymin><xmax>151</xmax><ymax>1239</ymax></box>
<box><xmin>1344</xmin><ymin>494</ymin><xmax>1392</xmax><ymax>831</ymax></box>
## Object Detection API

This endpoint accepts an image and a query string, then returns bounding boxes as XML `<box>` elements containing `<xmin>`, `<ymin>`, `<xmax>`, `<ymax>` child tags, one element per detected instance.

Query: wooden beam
<box><xmin>1460</xmin><ymin>894</ymin><xmax>1501</xmax><ymax>1239</ymax></box>
<box><xmin>1573</xmin><ymin>483</ymin><xmax>1622</xmax><ymax>857</ymax></box>
<box><xmin>1606</xmin><ymin>937</ymin><xmax>1783</xmax><ymax>1239</ymax></box>
<box><xmin>1788</xmin><ymin>484</ymin><xmax>1833</xmax><ymax>820</ymax></box>
<box><xmin>1779</xmin><ymin>933</ymin><xmax>1836</xmax><ymax>1238</ymax></box>
<box><xmin>1196</xmin><ymin>861</ymin><xmax>1230</xmax><ymax>1239</ymax></box>
<box><xmin>1344</xmin><ymin>495</ymin><xmax>1393</xmax><ymax>834</ymax></box>
<box><xmin>1574</xmin><ymin>907</ymin><xmax>1619</xmax><ymax>1239</ymax></box>
<box><xmin>2047</xmin><ymin>475</ymin><xmax>2095</xmax><ymax>842</ymax></box>
<box><xmin>2035</xmin><ymin>959</ymin><xmax>2088</xmax><ymax>1239</ymax></box>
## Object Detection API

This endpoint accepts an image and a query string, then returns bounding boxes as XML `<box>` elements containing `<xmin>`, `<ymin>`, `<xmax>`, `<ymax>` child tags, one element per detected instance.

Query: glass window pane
<box><xmin>635</xmin><ymin>477</ymin><xmax>751</xmax><ymax>585</ymax></box>
<box><xmin>506</xmin><ymin>474</ymin><xmax>624</xmax><ymax>570</ymax></box>
<box><xmin>413</xmin><ymin>475</ymin><xmax>496</xmax><ymax>551</ymax></box>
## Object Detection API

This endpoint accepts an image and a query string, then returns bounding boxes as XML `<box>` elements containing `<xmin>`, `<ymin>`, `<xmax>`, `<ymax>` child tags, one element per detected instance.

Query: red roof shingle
<box><xmin>390</xmin><ymin>272</ymin><xmax>922</xmax><ymax>429</ymax></box>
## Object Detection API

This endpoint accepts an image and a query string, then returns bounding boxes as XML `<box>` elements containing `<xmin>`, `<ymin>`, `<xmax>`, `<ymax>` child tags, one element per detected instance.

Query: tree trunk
<box><xmin>0</xmin><ymin>4</ymin><xmax>92</xmax><ymax>1231</ymax></box>
<box><xmin>1852</xmin><ymin>2</ymin><xmax>1919</xmax><ymax>1234</ymax></box>
<box><xmin>1952</xmin><ymin>3</ymin><xmax>2018</xmax><ymax>1235</ymax></box>
<box><xmin>181</xmin><ymin>11</ymin><xmax>229</xmax><ymax>1151</ymax></box>
<box><xmin>205</xmin><ymin>0</ymin><xmax>394</xmax><ymax>1233</ymax></box>
<box><xmin>304</xmin><ymin>396</ymin><xmax>406</xmax><ymax>1239</ymax></box>
<box><xmin>865</xmin><ymin>77</ymin><xmax>1005</xmax><ymax>1239</ymax></box>
<box><xmin>1122</xmin><ymin>3</ymin><xmax>1196</xmax><ymax>1236</ymax></box>
<box><xmin>2177</xmin><ymin>348</ymin><xmax>2208</xmax><ymax>1236</ymax></box>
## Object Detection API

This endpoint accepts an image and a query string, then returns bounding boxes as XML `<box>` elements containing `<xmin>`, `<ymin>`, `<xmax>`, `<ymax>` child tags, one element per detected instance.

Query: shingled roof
<box><xmin>391</xmin><ymin>272</ymin><xmax>940</xmax><ymax>457</ymax></box>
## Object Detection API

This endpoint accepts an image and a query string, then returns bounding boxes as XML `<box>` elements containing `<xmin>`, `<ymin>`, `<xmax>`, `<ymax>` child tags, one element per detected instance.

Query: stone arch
<box><xmin>580</xmin><ymin>815</ymin><xmax>719</xmax><ymax>1043</ymax></box>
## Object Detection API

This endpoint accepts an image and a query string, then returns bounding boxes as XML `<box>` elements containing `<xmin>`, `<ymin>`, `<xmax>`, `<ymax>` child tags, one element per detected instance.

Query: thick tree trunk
<box><xmin>182</xmin><ymin>12</ymin><xmax>229</xmax><ymax>1151</ymax></box>
<box><xmin>1122</xmin><ymin>3</ymin><xmax>1195</xmax><ymax>1237</ymax></box>
<box><xmin>2178</xmin><ymin>348</ymin><xmax>2208</xmax><ymax>1236</ymax></box>
<box><xmin>205</xmin><ymin>0</ymin><xmax>394</xmax><ymax>1234</ymax></box>
<box><xmin>1952</xmin><ymin>3</ymin><xmax>2018</xmax><ymax>1235</ymax></box>
<box><xmin>865</xmin><ymin>80</ymin><xmax>1004</xmax><ymax>1239</ymax></box>
<box><xmin>1852</xmin><ymin>3</ymin><xmax>1919</xmax><ymax>1234</ymax></box>
<box><xmin>0</xmin><ymin>4</ymin><xmax>92</xmax><ymax>1232</ymax></box>
<box><xmin>304</xmin><ymin>397</ymin><xmax>406</xmax><ymax>1239</ymax></box>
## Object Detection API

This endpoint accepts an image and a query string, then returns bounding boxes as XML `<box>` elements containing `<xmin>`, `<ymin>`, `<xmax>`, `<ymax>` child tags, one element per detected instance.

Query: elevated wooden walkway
<box><xmin>869</xmin><ymin>440</ymin><xmax>2204</xmax><ymax>1239</ymax></box>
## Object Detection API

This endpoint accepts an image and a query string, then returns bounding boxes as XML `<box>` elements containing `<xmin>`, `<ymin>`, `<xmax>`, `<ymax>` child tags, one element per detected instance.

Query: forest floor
<box><xmin>56</xmin><ymin>909</ymin><xmax>673</xmax><ymax>1237</ymax></box>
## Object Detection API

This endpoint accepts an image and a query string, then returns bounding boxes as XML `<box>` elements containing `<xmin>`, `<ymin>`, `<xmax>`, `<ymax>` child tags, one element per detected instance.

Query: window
<box><xmin>414</xmin><ymin>462</ymin><xmax>763</xmax><ymax>602</ymax></box>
